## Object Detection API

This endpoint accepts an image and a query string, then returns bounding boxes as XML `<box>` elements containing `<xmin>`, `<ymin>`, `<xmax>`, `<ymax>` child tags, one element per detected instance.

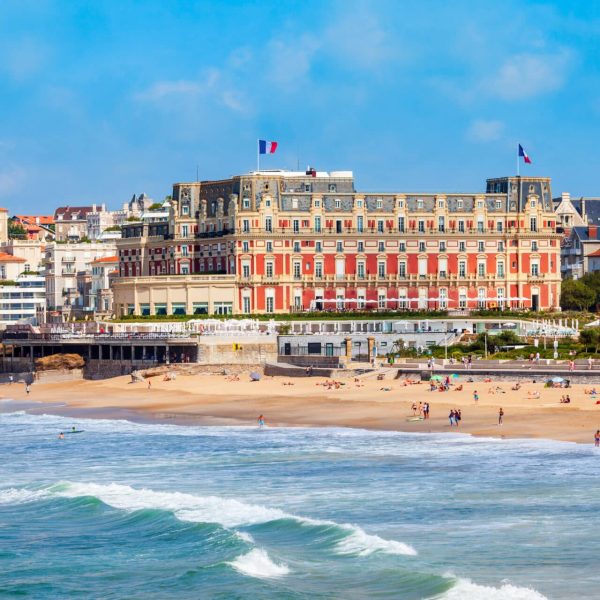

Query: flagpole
<box><xmin>517</xmin><ymin>144</ymin><xmax>520</xmax><ymax>177</ymax></box>
<box><xmin>257</xmin><ymin>139</ymin><xmax>260</xmax><ymax>172</ymax></box>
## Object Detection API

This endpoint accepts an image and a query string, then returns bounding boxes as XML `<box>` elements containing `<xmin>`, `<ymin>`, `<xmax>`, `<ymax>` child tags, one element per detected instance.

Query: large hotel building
<box><xmin>113</xmin><ymin>170</ymin><xmax>562</xmax><ymax>316</ymax></box>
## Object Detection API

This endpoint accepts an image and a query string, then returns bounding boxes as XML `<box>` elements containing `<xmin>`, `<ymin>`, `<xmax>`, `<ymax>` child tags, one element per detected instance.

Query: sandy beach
<box><xmin>3</xmin><ymin>370</ymin><xmax>600</xmax><ymax>445</ymax></box>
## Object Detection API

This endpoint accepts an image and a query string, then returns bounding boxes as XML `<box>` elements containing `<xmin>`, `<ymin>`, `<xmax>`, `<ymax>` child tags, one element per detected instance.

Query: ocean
<box><xmin>1</xmin><ymin>405</ymin><xmax>598</xmax><ymax>599</ymax></box>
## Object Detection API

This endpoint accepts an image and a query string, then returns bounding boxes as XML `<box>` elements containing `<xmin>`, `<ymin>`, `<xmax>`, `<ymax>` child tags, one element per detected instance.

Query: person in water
<box><xmin>71</xmin><ymin>426</ymin><xmax>76</xmax><ymax>432</ymax></box>
<box><xmin>595</xmin><ymin>430</ymin><xmax>600</xmax><ymax>447</ymax></box>
<box><xmin>58</xmin><ymin>432</ymin><xmax>64</xmax><ymax>439</ymax></box>
<box><xmin>257</xmin><ymin>414</ymin><xmax>265</xmax><ymax>428</ymax></box>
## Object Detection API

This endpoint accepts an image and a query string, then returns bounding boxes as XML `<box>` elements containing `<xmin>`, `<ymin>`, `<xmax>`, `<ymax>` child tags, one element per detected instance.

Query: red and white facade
<box><xmin>114</xmin><ymin>171</ymin><xmax>562</xmax><ymax>316</ymax></box>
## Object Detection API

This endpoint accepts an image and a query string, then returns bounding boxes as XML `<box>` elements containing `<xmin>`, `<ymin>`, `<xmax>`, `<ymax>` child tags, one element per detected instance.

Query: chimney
<box><xmin>589</xmin><ymin>225</ymin><xmax>597</xmax><ymax>240</ymax></box>
<box><xmin>92</xmin><ymin>203</ymin><xmax>97</xmax><ymax>212</ymax></box>
<box><xmin>581</xmin><ymin>198</ymin><xmax>586</xmax><ymax>222</ymax></box>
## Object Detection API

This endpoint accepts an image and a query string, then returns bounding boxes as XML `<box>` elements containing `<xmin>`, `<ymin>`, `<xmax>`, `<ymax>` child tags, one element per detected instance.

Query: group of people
<box><xmin>560</xmin><ymin>395</ymin><xmax>572</xmax><ymax>404</ymax></box>
<box><xmin>411</xmin><ymin>401</ymin><xmax>430</xmax><ymax>419</ymax></box>
<box><xmin>448</xmin><ymin>409</ymin><xmax>462</xmax><ymax>426</ymax></box>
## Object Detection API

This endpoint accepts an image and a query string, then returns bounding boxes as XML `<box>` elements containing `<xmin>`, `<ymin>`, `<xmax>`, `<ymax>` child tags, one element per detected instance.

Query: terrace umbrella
<box><xmin>451</xmin><ymin>373</ymin><xmax>459</xmax><ymax>378</ymax></box>
<box><xmin>249</xmin><ymin>371</ymin><xmax>261</xmax><ymax>382</ymax></box>
<box><xmin>430</xmin><ymin>375</ymin><xmax>443</xmax><ymax>380</ymax></box>
<box><xmin>550</xmin><ymin>377</ymin><xmax>564</xmax><ymax>383</ymax></box>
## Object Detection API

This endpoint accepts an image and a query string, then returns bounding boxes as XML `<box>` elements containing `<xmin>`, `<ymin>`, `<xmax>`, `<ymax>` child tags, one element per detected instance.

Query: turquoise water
<box><xmin>1</xmin><ymin>407</ymin><xmax>599</xmax><ymax>599</ymax></box>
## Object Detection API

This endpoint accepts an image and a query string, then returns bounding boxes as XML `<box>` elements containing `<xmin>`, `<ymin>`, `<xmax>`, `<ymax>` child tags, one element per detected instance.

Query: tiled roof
<box><xmin>0</xmin><ymin>252</ymin><xmax>26</xmax><ymax>262</ymax></box>
<box><xmin>588</xmin><ymin>248</ymin><xmax>600</xmax><ymax>257</ymax></box>
<box><xmin>91</xmin><ymin>255</ymin><xmax>119</xmax><ymax>264</ymax></box>
<box><xmin>15</xmin><ymin>215</ymin><xmax>55</xmax><ymax>225</ymax></box>
<box><xmin>55</xmin><ymin>206</ymin><xmax>94</xmax><ymax>220</ymax></box>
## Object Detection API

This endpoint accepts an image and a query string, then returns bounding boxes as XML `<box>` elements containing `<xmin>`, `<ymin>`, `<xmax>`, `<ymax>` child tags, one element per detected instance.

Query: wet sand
<box><xmin>2</xmin><ymin>371</ymin><xmax>600</xmax><ymax>444</ymax></box>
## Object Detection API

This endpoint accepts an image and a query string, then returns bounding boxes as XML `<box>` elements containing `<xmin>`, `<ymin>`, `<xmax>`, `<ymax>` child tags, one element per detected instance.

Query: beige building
<box><xmin>44</xmin><ymin>241</ymin><xmax>117</xmax><ymax>317</ymax></box>
<box><xmin>0</xmin><ymin>240</ymin><xmax>45</xmax><ymax>273</ymax></box>
<box><xmin>0</xmin><ymin>252</ymin><xmax>26</xmax><ymax>280</ymax></box>
<box><xmin>112</xmin><ymin>274</ymin><xmax>236</xmax><ymax>317</ymax></box>
<box><xmin>0</xmin><ymin>208</ymin><xmax>8</xmax><ymax>244</ymax></box>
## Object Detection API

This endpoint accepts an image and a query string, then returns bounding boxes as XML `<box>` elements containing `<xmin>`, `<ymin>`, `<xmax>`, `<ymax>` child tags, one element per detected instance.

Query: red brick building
<box><xmin>114</xmin><ymin>170</ymin><xmax>561</xmax><ymax>316</ymax></box>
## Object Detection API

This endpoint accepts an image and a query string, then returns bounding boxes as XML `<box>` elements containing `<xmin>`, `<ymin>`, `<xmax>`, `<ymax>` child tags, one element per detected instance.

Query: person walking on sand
<box><xmin>424</xmin><ymin>402</ymin><xmax>430</xmax><ymax>420</ymax></box>
<box><xmin>257</xmin><ymin>414</ymin><xmax>265</xmax><ymax>428</ymax></box>
<box><xmin>412</xmin><ymin>402</ymin><xmax>417</xmax><ymax>416</ymax></box>
<box><xmin>595</xmin><ymin>430</ymin><xmax>600</xmax><ymax>447</ymax></box>
<box><xmin>25</xmin><ymin>383</ymin><xmax>30</xmax><ymax>395</ymax></box>
<box><xmin>147</xmin><ymin>379</ymin><xmax>152</xmax><ymax>390</ymax></box>
<box><xmin>8</xmin><ymin>375</ymin><xmax>13</xmax><ymax>385</ymax></box>
<box><xmin>473</xmin><ymin>390</ymin><xmax>479</xmax><ymax>403</ymax></box>
<box><xmin>498</xmin><ymin>407</ymin><xmax>504</xmax><ymax>425</ymax></box>
<box><xmin>456</xmin><ymin>409</ymin><xmax>462</xmax><ymax>426</ymax></box>
<box><xmin>448</xmin><ymin>409</ymin><xmax>455</xmax><ymax>427</ymax></box>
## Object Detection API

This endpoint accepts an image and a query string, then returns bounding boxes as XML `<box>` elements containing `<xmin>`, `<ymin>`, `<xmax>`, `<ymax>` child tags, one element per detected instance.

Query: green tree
<box><xmin>560</xmin><ymin>279</ymin><xmax>595</xmax><ymax>311</ymax></box>
<box><xmin>149</xmin><ymin>202</ymin><xmax>163</xmax><ymax>210</ymax></box>
<box><xmin>8</xmin><ymin>222</ymin><xmax>27</xmax><ymax>239</ymax></box>
<box><xmin>580</xmin><ymin>328</ymin><xmax>600</xmax><ymax>353</ymax></box>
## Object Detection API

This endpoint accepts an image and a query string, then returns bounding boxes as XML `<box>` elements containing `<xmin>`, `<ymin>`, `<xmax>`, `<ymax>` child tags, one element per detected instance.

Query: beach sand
<box><xmin>3</xmin><ymin>371</ymin><xmax>600</xmax><ymax>444</ymax></box>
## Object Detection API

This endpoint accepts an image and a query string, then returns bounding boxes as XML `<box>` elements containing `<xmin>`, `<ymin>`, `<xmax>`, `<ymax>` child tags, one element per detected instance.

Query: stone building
<box><xmin>113</xmin><ymin>170</ymin><xmax>562</xmax><ymax>316</ymax></box>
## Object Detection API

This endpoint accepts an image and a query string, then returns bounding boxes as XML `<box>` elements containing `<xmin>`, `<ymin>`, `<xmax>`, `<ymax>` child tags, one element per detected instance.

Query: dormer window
<box><xmin>398</xmin><ymin>200</ymin><xmax>404</xmax><ymax>208</ymax></box>
<box><xmin>329</xmin><ymin>184</ymin><xmax>337</xmax><ymax>192</ymax></box>
<box><xmin>376</xmin><ymin>198</ymin><xmax>382</xmax><ymax>209</ymax></box>
<box><xmin>417</xmin><ymin>199</ymin><xmax>424</xmax><ymax>210</ymax></box>
<box><xmin>496</xmin><ymin>200</ymin><xmax>502</xmax><ymax>209</ymax></box>
<box><xmin>314</xmin><ymin>199</ymin><xmax>321</xmax><ymax>208</ymax></box>
<box><xmin>356</xmin><ymin>199</ymin><xmax>363</xmax><ymax>208</ymax></box>
<box><xmin>530</xmin><ymin>199</ymin><xmax>536</xmax><ymax>208</ymax></box>
<box><xmin>305</xmin><ymin>183</ymin><xmax>312</xmax><ymax>192</ymax></box>
<box><xmin>438</xmin><ymin>200</ymin><xmax>444</xmax><ymax>209</ymax></box>
<box><xmin>265</xmin><ymin>199</ymin><xmax>271</xmax><ymax>207</ymax></box>
<box><xmin>292</xmin><ymin>198</ymin><xmax>298</xmax><ymax>209</ymax></box>
<box><xmin>477</xmin><ymin>201</ymin><xmax>483</xmax><ymax>209</ymax></box>
<box><xmin>457</xmin><ymin>199</ymin><xmax>463</xmax><ymax>209</ymax></box>
<box><xmin>243</xmin><ymin>197</ymin><xmax>250</xmax><ymax>209</ymax></box>
<box><xmin>335</xmin><ymin>199</ymin><xmax>341</xmax><ymax>209</ymax></box>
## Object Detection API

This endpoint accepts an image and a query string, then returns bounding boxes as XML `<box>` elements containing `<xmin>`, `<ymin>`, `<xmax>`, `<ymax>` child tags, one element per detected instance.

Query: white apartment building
<box><xmin>0</xmin><ymin>275</ymin><xmax>46</xmax><ymax>325</ymax></box>
<box><xmin>44</xmin><ymin>242</ymin><xmax>116</xmax><ymax>318</ymax></box>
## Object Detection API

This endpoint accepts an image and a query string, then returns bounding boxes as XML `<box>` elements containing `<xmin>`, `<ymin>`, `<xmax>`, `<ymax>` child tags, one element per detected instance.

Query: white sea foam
<box><xmin>45</xmin><ymin>481</ymin><xmax>416</xmax><ymax>557</ymax></box>
<box><xmin>235</xmin><ymin>531</ymin><xmax>255</xmax><ymax>544</ymax></box>
<box><xmin>436</xmin><ymin>578</ymin><xmax>548</xmax><ymax>600</ymax></box>
<box><xmin>228</xmin><ymin>548</ymin><xmax>289</xmax><ymax>579</ymax></box>
<box><xmin>335</xmin><ymin>528</ymin><xmax>417</xmax><ymax>556</ymax></box>
<box><xmin>0</xmin><ymin>487</ymin><xmax>50</xmax><ymax>505</ymax></box>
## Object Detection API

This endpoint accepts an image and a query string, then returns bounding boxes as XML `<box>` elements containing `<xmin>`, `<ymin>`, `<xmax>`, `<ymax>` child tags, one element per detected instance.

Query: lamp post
<box><xmin>484</xmin><ymin>334</ymin><xmax>488</xmax><ymax>359</ymax></box>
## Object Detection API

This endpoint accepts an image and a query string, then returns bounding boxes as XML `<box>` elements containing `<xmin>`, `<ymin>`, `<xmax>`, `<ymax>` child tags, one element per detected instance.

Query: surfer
<box><xmin>257</xmin><ymin>414</ymin><xmax>265</xmax><ymax>428</ymax></box>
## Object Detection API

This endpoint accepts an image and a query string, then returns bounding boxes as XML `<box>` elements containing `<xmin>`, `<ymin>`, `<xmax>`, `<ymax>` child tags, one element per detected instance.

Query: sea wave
<box><xmin>37</xmin><ymin>481</ymin><xmax>417</xmax><ymax>557</ymax></box>
<box><xmin>227</xmin><ymin>548</ymin><xmax>289</xmax><ymax>579</ymax></box>
<box><xmin>0</xmin><ymin>487</ymin><xmax>50</xmax><ymax>505</ymax></box>
<box><xmin>435</xmin><ymin>578</ymin><xmax>548</xmax><ymax>600</ymax></box>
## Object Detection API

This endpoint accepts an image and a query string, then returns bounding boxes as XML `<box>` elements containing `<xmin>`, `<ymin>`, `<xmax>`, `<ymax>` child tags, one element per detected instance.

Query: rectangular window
<box><xmin>214</xmin><ymin>302</ymin><xmax>233</xmax><ymax>315</ymax></box>
<box><xmin>293</xmin><ymin>219</ymin><xmax>299</xmax><ymax>233</ymax></box>
<box><xmin>477</xmin><ymin>220</ymin><xmax>484</xmax><ymax>233</ymax></box>
<box><xmin>399</xmin><ymin>241</ymin><xmax>406</xmax><ymax>252</ymax></box>
<box><xmin>458</xmin><ymin>220</ymin><xmax>465</xmax><ymax>233</ymax></box>
<box><xmin>478</xmin><ymin>241</ymin><xmax>485</xmax><ymax>252</ymax></box>
<box><xmin>293</xmin><ymin>241</ymin><xmax>300</xmax><ymax>253</ymax></box>
<box><xmin>378</xmin><ymin>262</ymin><xmax>386</xmax><ymax>277</ymax></box>
<box><xmin>182</xmin><ymin>225</ymin><xmax>189</xmax><ymax>237</ymax></box>
<box><xmin>266</xmin><ymin>241</ymin><xmax>273</xmax><ymax>252</ymax></box>
<box><xmin>532</xmin><ymin>240</ymin><xmax>538</xmax><ymax>251</ymax></box>
<box><xmin>378</xmin><ymin>294</ymin><xmax>386</xmax><ymax>309</ymax></box>
<box><xmin>498</xmin><ymin>241</ymin><xmax>504</xmax><ymax>252</ymax></box>
<box><xmin>530</xmin><ymin>217</ymin><xmax>537</xmax><ymax>232</ymax></box>
<box><xmin>140</xmin><ymin>303</ymin><xmax>150</xmax><ymax>316</ymax></box>
<box><xmin>242</xmin><ymin>219</ymin><xmax>250</xmax><ymax>233</ymax></box>
<box><xmin>265</xmin><ymin>217</ymin><xmax>272</xmax><ymax>232</ymax></box>
<box><xmin>336</xmin><ymin>241</ymin><xmax>343</xmax><ymax>252</ymax></box>
<box><xmin>378</xmin><ymin>241</ymin><xmax>385</xmax><ymax>252</ymax></box>
<box><xmin>266</xmin><ymin>296</ymin><xmax>274</xmax><ymax>313</ymax></box>
<box><xmin>243</xmin><ymin>297</ymin><xmax>251</xmax><ymax>313</ymax></box>
<box><xmin>439</xmin><ymin>241</ymin><xmax>446</xmax><ymax>252</ymax></box>
<box><xmin>181</xmin><ymin>264</ymin><xmax>189</xmax><ymax>274</ymax></box>
<box><xmin>357</xmin><ymin>262</ymin><xmax>365</xmax><ymax>279</ymax></box>
<box><xmin>438</xmin><ymin>217</ymin><xmax>445</xmax><ymax>232</ymax></box>
<box><xmin>459</xmin><ymin>261</ymin><xmax>466</xmax><ymax>277</ymax></box>
<box><xmin>172</xmin><ymin>303</ymin><xmax>186</xmax><ymax>315</ymax></box>
<box><xmin>243</xmin><ymin>197</ymin><xmax>250</xmax><ymax>209</ymax></box>
<box><xmin>377</xmin><ymin>220</ymin><xmax>384</xmax><ymax>233</ymax></box>
<box><xmin>399</xmin><ymin>261</ymin><xmax>406</xmax><ymax>277</ymax></box>
<box><xmin>293</xmin><ymin>262</ymin><xmax>301</xmax><ymax>279</ymax></box>
<box><xmin>315</xmin><ymin>262</ymin><xmax>323</xmax><ymax>278</ymax></box>
<box><xmin>478</xmin><ymin>262</ymin><xmax>486</xmax><ymax>276</ymax></box>
<box><xmin>496</xmin><ymin>221</ymin><xmax>503</xmax><ymax>232</ymax></box>
<box><xmin>242</xmin><ymin>263</ymin><xmax>250</xmax><ymax>278</ymax></box>
<box><xmin>314</xmin><ymin>216</ymin><xmax>321</xmax><ymax>233</ymax></box>
<box><xmin>357</xmin><ymin>216</ymin><xmax>364</xmax><ymax>233</ymax></box>
<box><xmin>266</xmin><ymin>262</ymin><xmax>274</xmax><ymax>277</ymax></box>
<box><xmin>418</xmin><ymin>220</ymin><xmax>425</xmax><ymax>232</ymax></box>
<box><xmin>242</xmin><ymin>241</ymin><xmax>249</xmax><ymax>252</ymax></box>
<box><xmin>497</xmin><ymin>262</ymin><xmax>505</xmax><ymax>277</ymax></box>
<box><xmin>357</xmin><ymin>241</ymin><xmax>364</xmax><ymax>252</ymax></box>
<box><xmin>155</xmin><ymin>303</ymin><xmax>167</xmax><ymax>316</ymax></box>
<box><xmin>398</xmin><ymin>217</ymin><xmax>405</xmax><ymax>232</ymax></box>
<box><xmin>531</xmin><ymin>263</ymin><xmax>539</xmax><ymax>276</ymax></box>
<box><xmin>315</xmin><ymin>241</ymin><xmax>322</xmax><ymax>253</ymax></box>
<box><xmin>419</xmin><ymin>241</ymin><xmax>425</xmax><ymax>252</ymax></box>
<box><xmin>182</xmin><ymin>246</ymin><xmax>189</xmax><ymax>257</ymax></box>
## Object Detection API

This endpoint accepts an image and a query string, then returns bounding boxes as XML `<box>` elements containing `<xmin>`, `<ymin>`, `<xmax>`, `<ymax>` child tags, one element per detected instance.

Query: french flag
<box><xmin>259</xmin><ymin>140</ymin><xmax>278</xmax><ymax>154</ymax></box>
<box><xmin>518</xmin><ymin>144</ymin><xmax>532</xmax><ymax>164</ymax></box>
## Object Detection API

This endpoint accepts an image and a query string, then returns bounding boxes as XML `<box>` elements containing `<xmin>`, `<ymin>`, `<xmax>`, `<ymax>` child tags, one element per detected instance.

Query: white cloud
<box><xmin>485</xmin><ymin>50</ymin><xmax>572</xmax><ymax>100</ymax></box>
<box><xmin>325</xmin><ymin>4</ymin><xmax>390</xmax><ymax>69</ymax></box>
<box><xmin>134</xmin><ymin>79</ymin><xmax>204</xmax><ymax>102</ymax></box>
<box><xmin>467</xmin><ymin>119</ymin><xmax>504</xmax><ymax>142</ymax></box>
<box><xmin>221</xmin><ymin>90</ymin><xmax>246</xmax><ymax>113</ymax></box>
<box><xmin>267</xmin><ymin>35</ymin><xmax>320</xmax><ymax>89</ymax></box>
<box><xmin>0</xmin><ymin>165</ymin><xmax>26</xmax><ymax>197</ymax></box>
<box><xmin>0</xmin><ymin>37</ymin><xmax>50</xmax><ymax>82</ymax></box>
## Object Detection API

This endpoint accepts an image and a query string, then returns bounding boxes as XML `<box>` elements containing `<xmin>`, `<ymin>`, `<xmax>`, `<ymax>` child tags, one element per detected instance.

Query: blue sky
<box><xmin>1</xmin><ymin>0</ymin><xmax>599</xmax><ymax>213</ymax></box>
